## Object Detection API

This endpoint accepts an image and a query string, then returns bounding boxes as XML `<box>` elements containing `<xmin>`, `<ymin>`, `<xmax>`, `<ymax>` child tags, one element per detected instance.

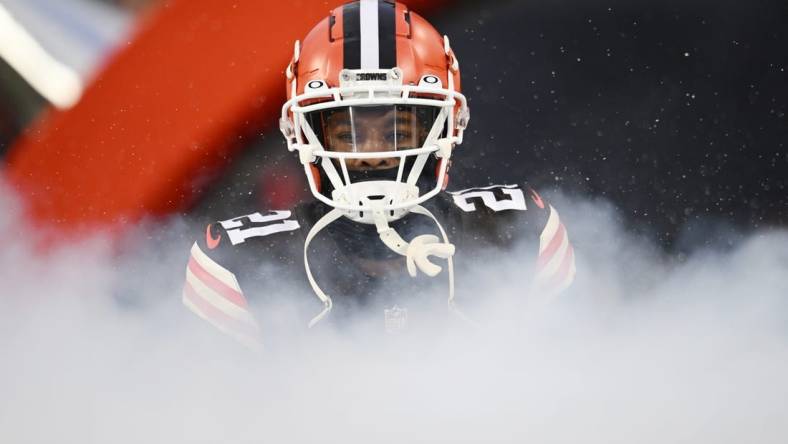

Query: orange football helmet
<box><xmin>280</xmin><ymin>0</ymin><xmax>469</xmax><ymax>224</ymax></box>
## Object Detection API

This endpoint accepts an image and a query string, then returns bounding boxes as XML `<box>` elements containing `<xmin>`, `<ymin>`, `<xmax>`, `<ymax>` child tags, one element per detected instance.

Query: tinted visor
<box><xmin>307</xmin><ymin>105</ymin><xmax>440</xmax><ymax>153</ymax></box>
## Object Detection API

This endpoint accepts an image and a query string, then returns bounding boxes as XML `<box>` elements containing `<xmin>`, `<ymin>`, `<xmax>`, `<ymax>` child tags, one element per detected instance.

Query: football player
<box><xmin>182</xmin><ymin>0</ymin><xmax>575</xmax><ymax>348</ymax></box>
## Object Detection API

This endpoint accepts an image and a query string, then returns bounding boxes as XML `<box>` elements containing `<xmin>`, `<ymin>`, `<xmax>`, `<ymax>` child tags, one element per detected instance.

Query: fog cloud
<box><xmin>1</xmin><ymin>188</ymin><xmax>787</xmax><ymax>443</ymax></box>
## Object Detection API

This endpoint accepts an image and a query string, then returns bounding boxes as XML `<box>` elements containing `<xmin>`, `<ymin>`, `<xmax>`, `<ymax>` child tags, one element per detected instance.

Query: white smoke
<box><xmin>1</xmin><ymin>185</ymin><xmax>787</xmax><ymax>444</ymax></box>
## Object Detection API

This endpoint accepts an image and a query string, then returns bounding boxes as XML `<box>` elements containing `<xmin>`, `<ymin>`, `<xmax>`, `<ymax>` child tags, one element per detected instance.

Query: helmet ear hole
<box><xmin>310</xmin><ymin>163</ymin><xmax>322</xmax><ymax>194</ymax></box>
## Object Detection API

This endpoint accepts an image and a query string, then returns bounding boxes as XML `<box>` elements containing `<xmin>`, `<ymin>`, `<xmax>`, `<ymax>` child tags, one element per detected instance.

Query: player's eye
<box><xmin>336</xmin><ymin>132</ymin><xmax>354</xmax><ymax>143</ymax></box>
<box><xmin>386</xmin><ymin>132</ymin><xmax>412</xmax><ymax>144</ymax></box>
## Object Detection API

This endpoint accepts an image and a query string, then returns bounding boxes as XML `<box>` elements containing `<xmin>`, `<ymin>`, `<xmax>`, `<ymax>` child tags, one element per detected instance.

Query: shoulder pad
<box><xmin>447</xmin><ymin>184</ymin><xmax>534</xmax><ymax>213</ymax></box>
<box><xmin>209</xmin><ymin>210</ymin><xmax>301</xmax><ymax>248</ymax></box>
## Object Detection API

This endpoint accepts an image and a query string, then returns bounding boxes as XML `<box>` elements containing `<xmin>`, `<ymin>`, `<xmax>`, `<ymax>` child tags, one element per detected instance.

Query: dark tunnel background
<box><xmin>190</xmin><ymin>0</ymin><xmax>787</xmax><ymax>255</ymax></box>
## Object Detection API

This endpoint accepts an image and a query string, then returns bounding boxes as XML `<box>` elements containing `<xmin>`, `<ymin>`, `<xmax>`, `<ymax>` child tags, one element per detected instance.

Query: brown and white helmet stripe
<box><xmin>341</xmin><ymin>0</ymin><xmax>397</xmax><ymax>70</ymax></box>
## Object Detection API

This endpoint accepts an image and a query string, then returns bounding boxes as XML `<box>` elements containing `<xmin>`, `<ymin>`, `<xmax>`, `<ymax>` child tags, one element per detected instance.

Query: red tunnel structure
<box><xmin>6</xmin><ymin>0</ymin><xmax>448</xmax><ymax>237</ymax></box>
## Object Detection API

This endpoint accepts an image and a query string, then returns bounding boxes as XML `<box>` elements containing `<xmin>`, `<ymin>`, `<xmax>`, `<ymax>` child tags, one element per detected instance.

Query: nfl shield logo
<box><xmin>384</xmin><ymin>305</ymin><xmax>408</xmax><ymax>334</ymax></box>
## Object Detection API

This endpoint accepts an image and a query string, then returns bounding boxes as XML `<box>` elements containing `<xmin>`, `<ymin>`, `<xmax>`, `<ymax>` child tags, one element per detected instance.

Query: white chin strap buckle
<box><xmin>405</xmin><ymin>235</ymin><xmax>455</xmax><ymax>277</ymax></box>
<box><xmin>373</xmin><ymin>209</ymin><xmax>455</xmax><ymax>278</ymax></box>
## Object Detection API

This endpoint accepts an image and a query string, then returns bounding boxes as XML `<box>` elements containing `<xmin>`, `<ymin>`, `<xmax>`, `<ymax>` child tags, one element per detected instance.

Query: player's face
<box><xmin>322</xmin><ymin>106</ymin><xmax>430</xmax><ymax>170</ymax></box>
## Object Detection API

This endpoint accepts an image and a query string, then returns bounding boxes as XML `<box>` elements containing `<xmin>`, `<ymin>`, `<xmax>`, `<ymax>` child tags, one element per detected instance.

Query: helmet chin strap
<box><xmin>372</xmin><ymin>208</ymin><xmax>455</xmax><ymax>278</ymax></box>
<box><xmin>303</xmin><ymin>204</ymin><xmax>459</xmax><ymax>328</ymax></box>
